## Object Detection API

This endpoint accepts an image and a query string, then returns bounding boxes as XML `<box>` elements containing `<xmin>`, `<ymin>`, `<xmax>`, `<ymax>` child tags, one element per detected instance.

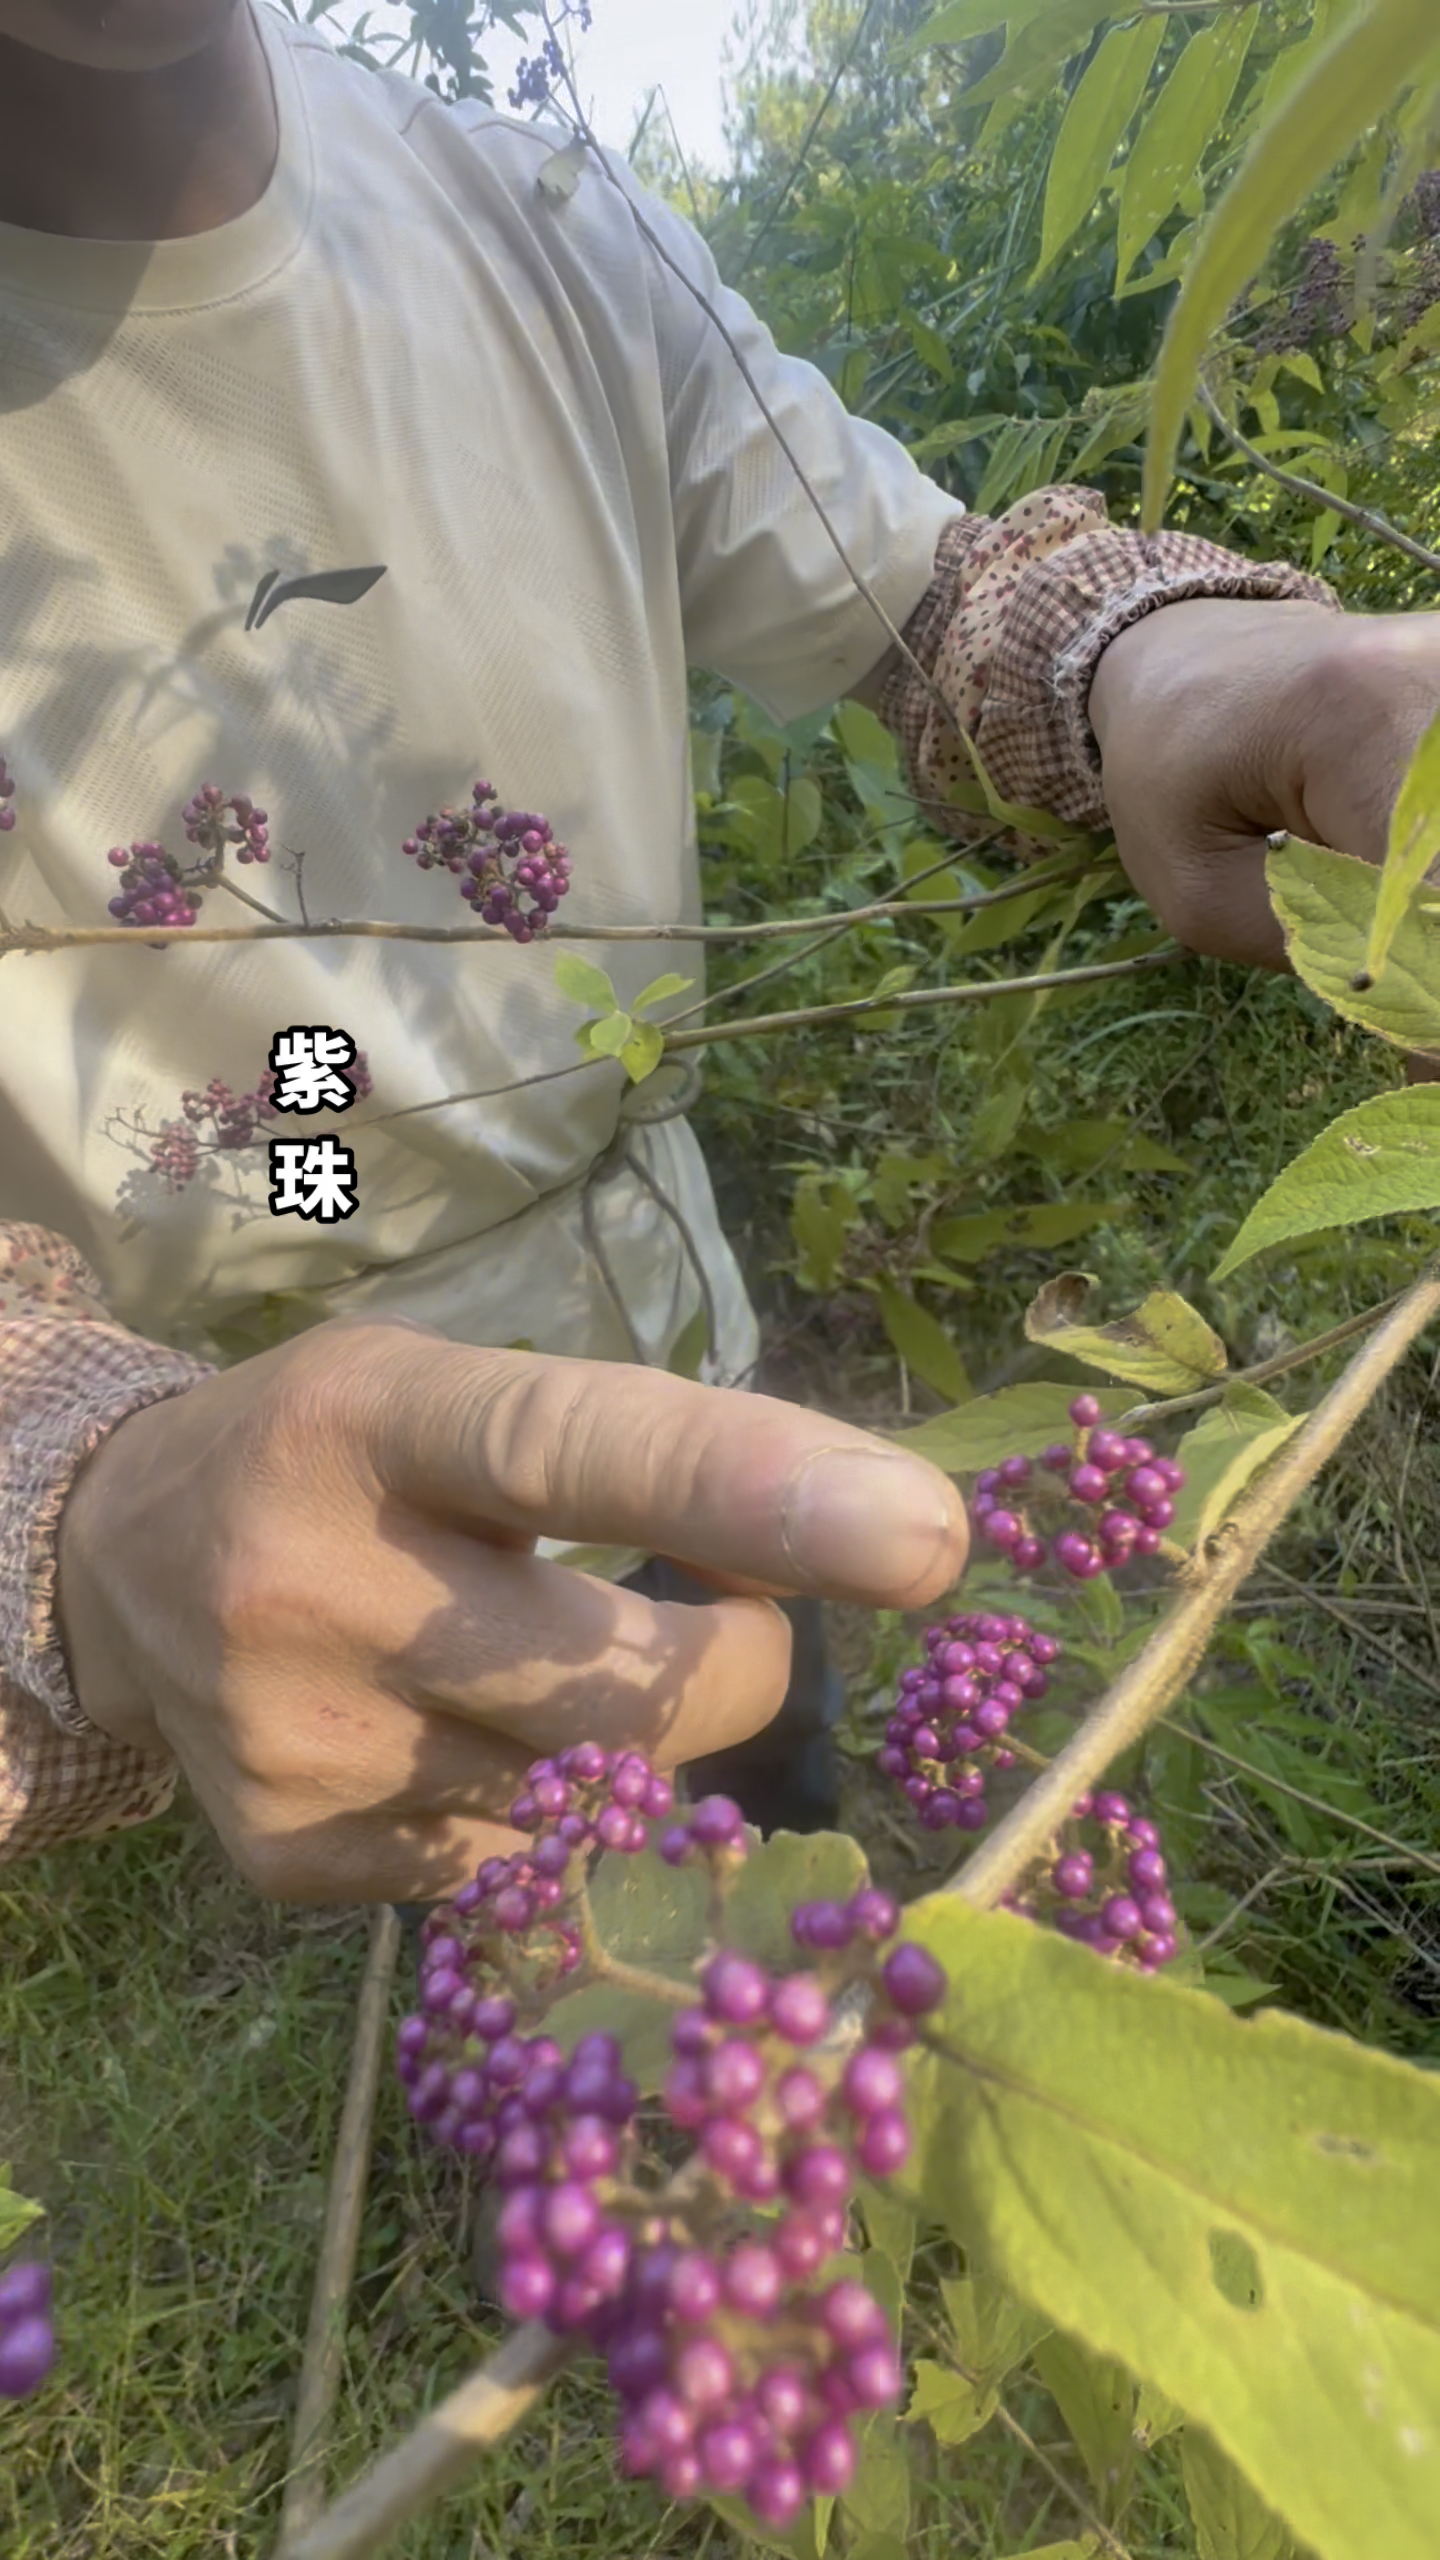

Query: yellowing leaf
<box><xmin>1025</xmin><ymin>1275</ymin><xmax>1228</xmax><ymax>1394</ymax></box>
<box><xmin>1032</xmin><ymin>2333</ymin><xmax>1137</xmax><ymax>2516</ymax></box>
<box><xmin>907</xmin><ymin>1896</ymin><xmax>1440</xmax><ymax>2560</ymax></box>
<box><xmin>1211</xmin><ymin>1088</ymin><xmax>1440</xmax><ymax>1279</ymax></box>
<box><xmin>1365</xmin><ymin>709</ymin><xmax>1440</xmax><ymax>986</ymax></box>
<box><xmin>1036</xmin><ymin>17</ymin><xmax>1165</xmax><ymax>280</ymax></box>
<box><xmin>1143</xmin><ymin>0</ymin><xmax>1440</xmax><ymax>529</ymax></box>
<box><xmin>1116</xmin><ymin>9</ymin><xmax>1260</xmax><ymax>288</ymax></box>
<box><xmin>1268</xmin><ymin>837</ymin><xmax>1440</xmax><ymax>1054</ymax></box>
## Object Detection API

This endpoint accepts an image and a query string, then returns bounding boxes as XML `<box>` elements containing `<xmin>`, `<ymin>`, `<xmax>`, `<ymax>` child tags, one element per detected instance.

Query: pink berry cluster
<box><xmin>402</xmin><ymin>782</ymin><xmax>572</xmax><ymax>942</ymax></box>
<box><xmin>0</xmin><ymin>755</ymin><xmax>15</xmax><ymax>835</ymax></box>
<box><xmin>973</xmin><ymin>1393</ymin><xmax>1186</xmax><ymax>1582</ymax></box>
<box><xmin>106</xmin><ymin>838</ymin><xmax>203</xmax><ymax>930</ymax></box>
<box><xmin>877</xmin><ymin>1608</ymin><xmax>1052</xmax><ymax>1836</ymax></box>
<box><xmin>1004</xmin><ymin>1789</ymin><xmax>1179</xmax><ymax>1972</ymax></box>
<box><xmin>0</xmin><ymin>2261</ymin><xmax>54</xmax><ymax>2401</ymax></box>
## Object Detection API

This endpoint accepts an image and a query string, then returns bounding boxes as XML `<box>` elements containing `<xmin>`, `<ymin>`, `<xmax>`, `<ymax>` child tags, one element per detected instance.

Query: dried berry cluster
<box><xmin>972</xmin><ymin>1394</ymin><xmax>1185</xmax><ymax>1582</ymax></box>
<box><xmin>402</xmin><ymin>781</ymin><xmax>572</xmax><ymax>941</ymax></box>
<box><xmin>0</xmin><ymin>755</ymin><xmax>15</xmax><ymax>836</ymax></box>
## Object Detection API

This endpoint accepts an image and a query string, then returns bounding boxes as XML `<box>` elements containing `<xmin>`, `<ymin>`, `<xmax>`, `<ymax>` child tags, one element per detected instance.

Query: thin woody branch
<box><xmin>0</xmin><ymin>858</ymin><xmax>1096</xmax><ymax>960</ymax></box>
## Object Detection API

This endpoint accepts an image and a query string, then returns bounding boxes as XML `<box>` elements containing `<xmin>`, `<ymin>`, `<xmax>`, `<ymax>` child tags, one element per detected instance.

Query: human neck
<box><xmin>0</xmin><ymin>6</ymin><xmax>276</xmax><ymax>242</ymax></box>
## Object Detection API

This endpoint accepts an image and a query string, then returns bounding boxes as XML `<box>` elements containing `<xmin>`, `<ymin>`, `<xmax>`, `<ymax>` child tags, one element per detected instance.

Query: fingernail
<box><xmin>781</xmin><ymin>1446</ymin><xmax>966</xmax><ymax>1602</ymax></box>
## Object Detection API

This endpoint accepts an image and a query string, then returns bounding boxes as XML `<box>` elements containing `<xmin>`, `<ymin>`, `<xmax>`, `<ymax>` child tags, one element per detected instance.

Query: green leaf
<box><xmin>1181</xmin><ymin>2426</ymin><xmax>1298</xmax><ymax>2560</ymax></box>
<box><xmin>1136</xmin><ymin>2377</ymin><xmax>1187</xmax><ymax>2449</ymax></box>
<box><xmin>1169</xmin><ymin>1385</ymin><xmax>1306</xmax><ymax>1548</ymax></box>
<box><xmin>930</xmin><ymin>1202</ymin><xmax>1131</xmax><ymax>1265</ymax></box>
<box><xmin>586</xmin><ymin>1010</ymin><xmax>634</xmax><ymax>1060</ymax></box>
<box><xmin>1366</xmin><ymin>710</ymin><xmax>1440</xmax><ymax>986</ymax></box>
<box><xmin>874</xmin><ymin>1277</ymin><xmax>973</xmax><ymax>1402</ymax></box>
<box><xmin>721</xmin><ymin>1830</ymin><xmax>869</xmax><ymax>1972</ymax></box>
<box><xmin>1116</xmin><ymin>10</ymin><xmax>1260</xmax><ymax>289</ymax></box>
<box><xmin>631</xmin><ymin>972</ymin><xmax>695</xmax><ymax>1015</ymax></box>
<box><xmin>1018</xmin><ymin>1118</ymin><xmax>1190</xmax><ymax>1178</ymax></box>
<box><xmin>1024</xmin><ymin>1275</ymin><xmax>1228</xmax><ymax>1394</ymax></box>
<box><xmin>907</xmin><ymin>2358</ymin><xmax>996</xmax><ymax>2447</ymax></box>
<box><xmin>891</xmin><ymin>1382</ymin><xmax>1134</xmax><ymax>1475</ymax></box>
<box><xmin>842</xmin><ymin>2416</ymin><xmax>910</xmax><ymax>2546</ymax></box>
<box><xmin>907</xmin><ymin>1896</ymin><xmax>1440</xmax><ymax>2560</ymax></box>
<box><xmin>541</xmin><ymin>1979</ymin><xmax>681</xmax><ymax>2093</ymax></box>
<box><xmin>1143</xmin><ymin>0</ymin><xmax>1440</xmax><ymax>529</ymax></box>
<box><xmin>667</xmin><ymin>1304</ymin><xmax>710</xmax><ymax>1381</ymax></box>
<box><xmin>619</xmin><ymin>1019</ymin><xmax>666</xmax><ymax>1084</ymax></box>
<box><xmin>1032</xmin><ymin>2333</ymin><xmax>1138</xmax><ymax>2518</ymax></box>
<box><xmin>791</xmin><ymin>1174</ymin><xmax>863</xmax><ymax>1295</ymax></box>
<box><xmin>553</xmin><ymin>951</ymin><xmax>619</xmax><ymax>1015</ymax></box>
<box><xmin>587</xmin><ymin>1834</ymin><xmax>709</xmax><ymax>1973</ymax></box>
<box><xmin>1037</xmin><ymin>17</ymin><xmax>1165</xmax><ymax>280</ymax></box>
<box><xmin>0</xmin><ymin>2173</ymin><xmax>43</xmax><ymax>2255</ymax></box>
<box><xmin>908</xmin><ymin>2269</ymin><xmax>1053</xmax><ymax>2443</ymax></box>
<box><xmin>911</xmin><ymin>0</ymin><xmax>1056</xmax><ymax>42</ymax></box>
<box><xmin>1211</xmin><ymin>1088</ymin><xmax>1440</xmax><ymax>1279</ymax></box>
<box><xmin>992</xmin><ymin>2546</ymin><xmax>1099</xmax><ymax>2560</ymax></box>
<box><xmin>1268</xmin><ymin>838</ymin><xmax>1440</xmax><ymax>1053</ymax></box>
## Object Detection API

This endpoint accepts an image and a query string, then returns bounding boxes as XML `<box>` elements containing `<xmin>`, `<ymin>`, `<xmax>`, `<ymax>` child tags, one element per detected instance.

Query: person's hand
<box><xmin>1089</xmin><ymin>598</ymin><xmax>1440</xmax><ymax>976</ymax></box>
<box><xmin>55</xmin><ymin>1320</ymin><xmax>966</xmax><ymax>1906</ymax></box>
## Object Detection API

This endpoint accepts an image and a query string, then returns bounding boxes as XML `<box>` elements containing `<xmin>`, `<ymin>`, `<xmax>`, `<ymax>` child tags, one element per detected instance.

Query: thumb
<box><xmin>360</xmin><ymin>1338</ymin><xmax>969</xmax><ymax>1611</ymax></box>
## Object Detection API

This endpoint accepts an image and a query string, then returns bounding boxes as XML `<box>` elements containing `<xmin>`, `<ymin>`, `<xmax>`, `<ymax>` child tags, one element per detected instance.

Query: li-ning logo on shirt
<box><xmin>245</xmin><ymin>564</ymin><xmax>388</xmax><ymax>631</ymax></box>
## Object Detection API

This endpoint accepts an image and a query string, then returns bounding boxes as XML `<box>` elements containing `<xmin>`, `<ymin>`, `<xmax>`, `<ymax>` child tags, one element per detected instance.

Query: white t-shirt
<box><xmin>0</xmin><ymin>3</ymin><xmax>956</xmax><ymax>1380</ymax></box>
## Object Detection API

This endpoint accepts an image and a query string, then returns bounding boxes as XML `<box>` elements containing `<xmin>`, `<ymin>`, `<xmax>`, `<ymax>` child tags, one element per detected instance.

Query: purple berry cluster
<box><xmin>877</xmin><ymin>1608</ymin><xmax>1053</xmax><ymax>1836</ymax></box>
<box><xmin>397</xmin><ymin>1745</ymin><xmax>677</xmax><ymax>2152</ymax></box>
<box><xmin>1004</xmin><ymin>1789</ymin><xmax>1179</xmax><ymax>1972</ymax></box>
<box><xmin>656</xmin><ymin>1792</ymin><xmax>752</xmax><ymax>1869</ymax></box>
<box><xmin>106</xmin><ymin>838</ymin><xmax>203</xmax><ymax>930</ymax></box>
<box><xmin>0</xmin><ymin>754</ymin><xmax>15</xmax><ymax>835</ymax></box>
<box><xmin>0</xmin><ymin>2260</ymin><xmax>54</xmax><ymax>2400</ymax></box>
<box><xmin>106</xmin><ymin>782</ymin><xmax>270</xmax><ymax>929</ymax></box>
<box><xmin>393</xmin><ymin>1755</ymin><xmax>952</xmax><ymax>2533</ymax></box>
<box><xmin>181</xmin><ymin>783</ymin><xmax>270</xmax><ymax>867</ymax></box>
<box><xmin>496</xmin><ymin>1901</ymin><xmax>944</xmax><ymax>2532</ymax></box>
<box><xmin>402</xmin><ymin>782</ymin><xmax>572</xmax><ymax>943</ymax></box>
<box><xmin>973</xmin><ymin>1394</ymin><xmax>1186</xmax><ymax>1583</ymax></box>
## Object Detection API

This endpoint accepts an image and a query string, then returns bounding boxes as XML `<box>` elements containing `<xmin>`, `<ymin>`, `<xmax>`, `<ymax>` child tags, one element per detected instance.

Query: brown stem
<box><xmin>279</xmin><ymin>2323</ymin><xmax>571</xmax><ymax>2560</ymax></box>
<box><xmin>1198</xmin><ymin>379</ymin><xmax>1440</xmax><ymax>578</ymax></box>
<box><xmin>947</xmin><ymin>1261</ymin><xmax>1440</xmax><ymax>1911</ymax></box>
<box><xmin>277</xmin><ymin>1908</ymin><xmax>402</xmax><ymax>2551</ymax></box>
<box><xmin>0</xmin><ymin>856</ymin><xmax>1092</xmax><ymax>961</ymax></box>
